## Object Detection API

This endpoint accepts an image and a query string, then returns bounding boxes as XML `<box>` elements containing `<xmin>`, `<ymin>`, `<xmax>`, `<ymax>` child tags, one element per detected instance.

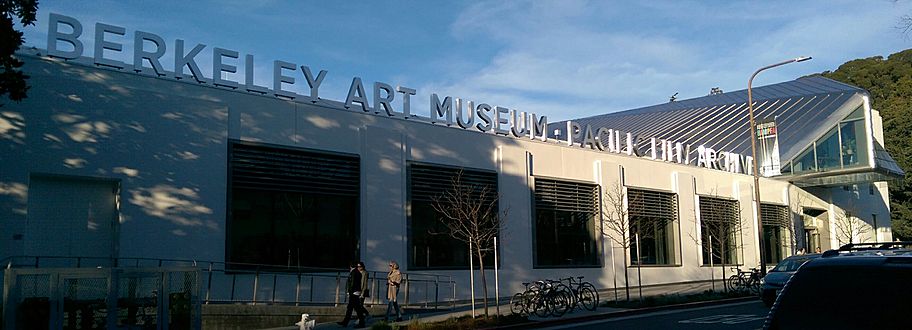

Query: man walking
<box><xmin>337</xmin><ymin>261</ymin><xmax>369</xmax><ymax>328</ymax></box>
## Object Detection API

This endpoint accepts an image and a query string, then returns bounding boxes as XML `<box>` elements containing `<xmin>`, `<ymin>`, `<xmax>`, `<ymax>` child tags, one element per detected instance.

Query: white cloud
<box><xmin>431</xmin><ymin>0</ymin><xmax>912</xmax><ymax>121</ymax></box>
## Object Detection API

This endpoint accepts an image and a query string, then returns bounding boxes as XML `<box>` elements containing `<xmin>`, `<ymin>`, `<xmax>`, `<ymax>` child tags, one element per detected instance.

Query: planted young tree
<box><xmin>833</xmin><ymin>206</ymin><xmax>871</xmax><ymax>246</ymax></box>
<box><xmin>600</xmin><ymin>182</ymin><xmax>634</xmax><ymax>301</ymax></box>
<box><xmin>688</xmin><ymin>192</ymin><xmax>749</xmax><ymax>292</ymax></box>
<box><xmin>432</xmin><ymin>170</ymin><xmax>505</xmax><ymax>317</ymax></box>
<box><xmin>788</xmin><ymin>193</ymin><xmax>809</xmax><ymax>254</ymax></box>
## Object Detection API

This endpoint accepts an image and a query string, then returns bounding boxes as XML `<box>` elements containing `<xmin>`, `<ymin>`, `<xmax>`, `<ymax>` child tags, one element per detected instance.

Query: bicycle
<box><xmin>727</xmin><ymin>267</ymin><xmax>762</xmax><ymax>295</ymax></box>
<box><xmin>561</xmin><ymin>276</ymin><xmax>599</xmax><ymax>311</ymax></box>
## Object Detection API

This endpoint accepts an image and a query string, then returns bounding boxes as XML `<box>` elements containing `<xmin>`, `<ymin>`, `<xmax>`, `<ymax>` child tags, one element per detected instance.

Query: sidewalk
<box><xmin>266</xmin><ymin>279</ymin><xmax>740</xmax><ymax>329</ymax></box>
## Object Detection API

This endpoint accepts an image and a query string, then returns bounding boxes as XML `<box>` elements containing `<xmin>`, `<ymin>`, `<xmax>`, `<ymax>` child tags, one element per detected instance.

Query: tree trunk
<box><xmin>720</xmin><ymin>237</ymin><xmax>727</xmax><ymax>293</ymax></box>
<box><xmin>623</xmin><ymin>246</ymin><xmax>630</xmax><ymax>301</ymax></box>
<box><xmin>476</xmin><ymin>245</ymin><xmax>489</xmax><ymax>317</ymax></box>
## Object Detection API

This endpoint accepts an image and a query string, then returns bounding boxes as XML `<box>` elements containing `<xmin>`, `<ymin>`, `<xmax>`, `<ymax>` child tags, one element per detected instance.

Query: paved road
<box><xmin>541</xmin><ymin>300</ymin><xmax>770</xmax><ymax>330</ymax></box>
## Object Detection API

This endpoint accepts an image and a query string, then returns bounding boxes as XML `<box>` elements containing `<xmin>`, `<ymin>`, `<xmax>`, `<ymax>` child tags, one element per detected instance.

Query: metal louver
<box><xmin>230</xmin><ymin>141</ymin><xmax>360</xmax><ymax>196</ymax></box>
<box><xmin>699</xmin><ymin>196</ymin><xmax>740</xmax><ymax>223</ymax></box>
<box><xmin>628</xmin><ymin>188</ymin><xmax>678</xmax><ymax>220</ymax></box>
<box><xmin>409</xmin><ymin>164</ymin><xmax>497</xmax><ymax>203</ymax></box>
<box><xmin>761</xmin><ymin>204</ymin><xmax>790</xmax><ymax>227</ymax></box>
<box><xmin>534</xmin><ymin>179</ymin><xmax>599</xmax><ymax>214</ymax></box>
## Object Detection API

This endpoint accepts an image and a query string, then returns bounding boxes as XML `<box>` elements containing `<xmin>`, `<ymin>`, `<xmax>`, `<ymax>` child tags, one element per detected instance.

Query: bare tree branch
<box><xmin>431</xmin><ymin>169</ymin><xmax>506</xmax><ymax>317</ymax></box>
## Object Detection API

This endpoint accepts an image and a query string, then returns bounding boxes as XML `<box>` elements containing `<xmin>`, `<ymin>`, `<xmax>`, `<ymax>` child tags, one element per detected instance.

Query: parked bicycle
<box><xmin>511</xmin><ymin>277</ymin><xmax>597</xmax><ymax>317</ymax></box>
<box><xmin>727</xmin><ymin>267</ymin><xmax>762</xmax><ymax>295</ymax></box>
<box><xmin>561</xmin><ymin>276</ymin><xmax>599</xmax><ymax>311</ymax></box>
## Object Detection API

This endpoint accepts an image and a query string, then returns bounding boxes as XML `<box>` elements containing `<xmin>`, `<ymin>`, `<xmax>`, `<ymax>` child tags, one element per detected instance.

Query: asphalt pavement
<box><xmin>538</xmin><ymin>300</ymin><xmax>770</xmax><ymax>330</ymax></box>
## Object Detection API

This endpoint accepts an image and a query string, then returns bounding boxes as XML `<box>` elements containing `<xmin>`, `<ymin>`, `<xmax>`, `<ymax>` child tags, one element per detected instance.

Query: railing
<box><xmin>1</xmin><ymin>256</ymin><xmax>457</xmax><ymax>310</ymax></box>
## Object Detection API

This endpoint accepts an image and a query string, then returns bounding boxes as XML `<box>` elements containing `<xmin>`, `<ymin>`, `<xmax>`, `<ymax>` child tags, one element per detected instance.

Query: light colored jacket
<box><xmin>387</xmin><ymin>270</ymin><xmax>402</xmax><ymax>301</ymax></box>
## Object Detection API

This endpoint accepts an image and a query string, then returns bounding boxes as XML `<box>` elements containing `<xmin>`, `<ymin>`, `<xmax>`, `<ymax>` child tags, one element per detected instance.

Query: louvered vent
<box><xmin>534</xmin><ymin>179</ymin><xmax>599</xmax><ymax>214</ymax></box>
<box><xmin>230</xmin><ymin>141</ymin><xmax>360</xmax><ymax>196</ymax></box>
<box><xmin>700</xmin><ymin>197</ymin><xmax>740</xmax><ymax>223</ymax></box>
<box><xmin>761</xmin><ymin>204</ymin><xmax>790</xmax><ymax>227</ymax></box>
<box><xmin>409</xmin><ymin>164</ymin><xmax>497</xmax><ymax>203</ymax></box>
<box><xmin>628</xmin><ymin>188</ymin><xmax>678</xmax><ymax>220</ymax></box>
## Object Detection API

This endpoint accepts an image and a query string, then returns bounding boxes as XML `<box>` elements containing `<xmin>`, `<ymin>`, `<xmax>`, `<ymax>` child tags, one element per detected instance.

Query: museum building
<box><xmin>0</xmin><ymin>13</ymin><xmax>903</xmax><ymax>302</ymax></box>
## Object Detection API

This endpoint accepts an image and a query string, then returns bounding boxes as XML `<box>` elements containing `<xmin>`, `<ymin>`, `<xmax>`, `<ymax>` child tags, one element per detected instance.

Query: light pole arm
<box><xmin>747</xmin><ymin>56</ymin><xmax>811</xmax><ymax>277</ymax></box>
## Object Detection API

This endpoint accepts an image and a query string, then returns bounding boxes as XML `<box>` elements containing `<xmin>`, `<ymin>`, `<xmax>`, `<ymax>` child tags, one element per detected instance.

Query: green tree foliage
<box><xmin>818</xmin><ymin>49</ymin><xmax>912</xmax><ymax>240</ymax></box>
<box><xmin>0</xmin><ymin>0</ymin><xmax>38</xmax><ymax>103</ymax></box>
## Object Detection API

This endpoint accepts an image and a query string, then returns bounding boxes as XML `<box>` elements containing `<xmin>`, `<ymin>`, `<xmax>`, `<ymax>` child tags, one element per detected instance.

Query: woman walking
<box><xmin>386</xmin><ymin>260</ymin><xmax>403</xmax><ymax>322</ymax></box>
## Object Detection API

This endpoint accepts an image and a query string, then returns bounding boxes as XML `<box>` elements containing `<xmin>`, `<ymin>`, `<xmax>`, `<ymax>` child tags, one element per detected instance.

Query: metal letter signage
<box><xmin>42</xmin><ymin>12</ymin><xmax>753</xmax><ymax>176</ymax></box>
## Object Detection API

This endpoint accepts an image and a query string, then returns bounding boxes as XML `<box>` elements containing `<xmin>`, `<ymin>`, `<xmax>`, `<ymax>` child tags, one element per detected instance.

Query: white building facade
<box><xmin>0</xmin><ymin>14</ymin><xmax>901</xmax><ymax>301</ymax></box>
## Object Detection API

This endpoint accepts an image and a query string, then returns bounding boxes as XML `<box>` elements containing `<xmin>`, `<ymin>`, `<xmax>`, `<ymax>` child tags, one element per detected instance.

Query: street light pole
<box><xmin>748</xmin><ymin>56</ymin><xmax>811</xmax><ymax>277</ymax></box>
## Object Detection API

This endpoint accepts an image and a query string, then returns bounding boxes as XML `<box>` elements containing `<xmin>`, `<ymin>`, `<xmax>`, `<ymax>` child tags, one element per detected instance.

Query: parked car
<box><xmin>764</xmin><ymin>242</ymin><xmax>912</xmax><ymax>330</ymax></box>
<box><xmin>760</xmin><ymin>253</ymin><xmax>821</xmax><ymax>307</ymax></box>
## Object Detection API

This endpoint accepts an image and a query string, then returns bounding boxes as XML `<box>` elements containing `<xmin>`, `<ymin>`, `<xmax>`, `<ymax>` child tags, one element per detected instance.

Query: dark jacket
<box><xmin>346</xmin><ymin>268</ymin><xmax>363</xmax><ymax>294</ymax></box>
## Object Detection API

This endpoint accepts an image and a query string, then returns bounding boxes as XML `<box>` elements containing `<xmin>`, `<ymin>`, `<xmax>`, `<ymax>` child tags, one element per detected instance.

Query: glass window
<box><xmin>409</xmin><ymin>164</ymin><xmax>498</xmax><ymax>270</ymax></box>
<box><xmin>227</xmin><ymin>142</ymin><xmax>360</xmax><ymax>270</ymax></box>
<box><xmin>628</xmin><ymin>188</ymin><xmax>679</xmax><ymax>265</ymax></box>
<box><xmin>840</xmin><ymin>120</ymin><xmax>868</xmax><ymax>167</ymax></box>
<box><xmin>815</xmin><ymin>127</ymin><xmax>840</xmax><ymax>171</ymax></box>
<box><xmin>761</xmin><ymin>204</ymin><xmax>791</xmax><ymax>265</ymax></box>
<box><xmin>793</xmin><ymin>147</ymin><xmax>816</xmax><ymax>173</ymax></box>
<box><xmin>844</xmin><ymin>105</ymin><xmax>864</xmax><ymax>121</ymax></box>
<box><xmin>533</xmin><ymin>178</ymin><xmax>600</xmax><ymax>267</ymax></box>
<box><xmin>699</xmin><ymin>197</ymin><xmax>740</xmax><ymax>265</ymax></box>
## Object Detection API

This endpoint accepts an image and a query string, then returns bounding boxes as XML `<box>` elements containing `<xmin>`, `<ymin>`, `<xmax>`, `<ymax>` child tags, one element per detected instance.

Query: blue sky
<box><xmin>20</xmin><ymin>0</ymin><xmax>912</xmax><ymax>121</ymax></box>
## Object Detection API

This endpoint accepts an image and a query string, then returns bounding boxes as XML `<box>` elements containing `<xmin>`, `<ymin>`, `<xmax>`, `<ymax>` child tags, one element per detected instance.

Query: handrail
<box><xmin>0</xmin><ymin>255</ymin><xmax>457</xmax><ymax>309</ymax></box>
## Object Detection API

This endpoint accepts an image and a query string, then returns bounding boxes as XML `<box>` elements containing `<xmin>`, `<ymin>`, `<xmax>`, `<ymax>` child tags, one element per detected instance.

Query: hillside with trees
<box><xmin>817</xmin><ymin>49</ymin><xmax>912</xmax><ymax>240</ymax></box>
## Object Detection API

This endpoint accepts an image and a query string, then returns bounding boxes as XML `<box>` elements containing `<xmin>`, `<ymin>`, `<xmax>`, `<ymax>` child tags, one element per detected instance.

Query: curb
<box><xmin>484</xmin><ymin>296</ymin><xmax>760</xmax><ymax>329</ymax></box>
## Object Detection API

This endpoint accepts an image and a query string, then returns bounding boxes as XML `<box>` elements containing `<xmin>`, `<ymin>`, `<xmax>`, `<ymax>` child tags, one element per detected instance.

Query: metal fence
<box><xmin>1</xmin><ymin>256</ymin><xmax>457</xmax><ymax>310</ymax></box>
<box><xmin>2</xmin><ymin>266</ymin><xmax>201</xmax><ymax>330</ymax></box>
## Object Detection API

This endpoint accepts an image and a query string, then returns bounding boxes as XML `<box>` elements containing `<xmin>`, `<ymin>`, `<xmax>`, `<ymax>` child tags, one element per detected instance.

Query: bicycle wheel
<box><xmin>510</xmin><ymin>293</ymin><xmax>526</xmax><ymax>315</ymax></box>
<box><xmin>580</xmin><ymin>283</ymin><xmax>599</xmax><ymax>308</ymax></box>
<box><xmin>548</xmin><ymin>287</ymin><xmax>573</xmax><ymax>317</ymax></box>
<box><xmin>528</xmin><ymin>290</ymin><xmax>550</xmax><ymax>318</ymax></box>
<box><xmin>748</xmin><ymin>280</ymin><xmax>762</xmax><ymax>295</ymax></box>
<box><xmin>578</xmin><ymin>287</ymin><xmax>598</xmax><ymax>311</ymax></box>
<box><xmin>727</xmin><ymin>275</ymin><xmax>742</xmax><ymax>293</ymax></box>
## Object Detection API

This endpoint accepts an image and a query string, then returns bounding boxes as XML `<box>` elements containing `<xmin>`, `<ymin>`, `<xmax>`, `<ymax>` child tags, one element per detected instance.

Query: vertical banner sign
<box><xmin>756</xmin><ymin>119</ymin><xmax>780</xmax><ymax>176</ymax></box>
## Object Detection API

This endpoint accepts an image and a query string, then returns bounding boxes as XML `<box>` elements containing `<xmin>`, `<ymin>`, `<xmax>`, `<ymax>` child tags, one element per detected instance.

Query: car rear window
<box><xmin>771</xmin><ymin>256</ymin><xmax>814</xmax><ymax>272</ymax></box>
<box><xmin>769</xmin><ymin>262</ymin><xmax>912</xmax><ymax>328</ymax></box>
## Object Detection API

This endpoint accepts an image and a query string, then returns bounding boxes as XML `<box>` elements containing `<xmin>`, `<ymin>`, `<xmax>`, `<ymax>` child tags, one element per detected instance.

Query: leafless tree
<box><xmin>833</xmin><ymin>205</ymin><xmax>871</xmax><ymax>246</ymax></box>
<box><xmin>600</xmin><ymin>182</ymin><xmax>640</xmax><ymax>301</ymax></box>
<box><xmin>432</xmin><ymin>170</ymin><xmax>505</xmax><ymax>317</ymax></box>
<box><xmin>687</xmin><ymin>192</ymin><xmax>750</xmax><ymax>292</ymax></box>
<box><xmin>898</xmin><ymin>14</ymin><xmax>912</xmax><ymax>38</ymax></box>
<box><xmin>787</xmin><ymin>193</ymin><xmax>808</xmax><ymax>254</ymax></box>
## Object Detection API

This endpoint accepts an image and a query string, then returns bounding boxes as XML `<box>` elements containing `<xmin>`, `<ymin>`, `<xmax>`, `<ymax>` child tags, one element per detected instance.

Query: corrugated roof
<box><xmin>551</xmin><ymin>76</ymin><xmax>865</xmax><ymax>158</ymax></box>
<box><xmin>549</xmin><ymin>75</ymin><xmax>905</xmax><ymax>182</ymax></box>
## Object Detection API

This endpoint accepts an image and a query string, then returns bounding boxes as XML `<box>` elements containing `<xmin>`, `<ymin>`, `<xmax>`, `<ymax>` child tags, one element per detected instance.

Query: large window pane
<box><xmin>534</xmin><ymin>179</ymin><xmax>600</xmax><ymax>267</ymax></box>
<box><xmin>227</xmin><ymin>141</ymin><xmax>360</xmax><ymax>270</ymax></box>
<box><xmin>230</xmin><ymin>190</ymin><xmax>358</xmax><ymax>269</ymax></box>
<box><xmin>793</xmin><ymin>147</ymin><xmax>816</xmax><ymax>173</ymax></box>
<box><xmin>815</xmin><ymin>127</ymin><xmax>840</xmax><ymax>171</ymax></box>
<box><xmin>699</xmin><ymin>197</ymin><xmax>740</xmax><ymax>265</ymax></box>
<box><xmin>840</xmin><ymin>120</ymin><xmax>867</xmax><ymax>167</ymax></box>
<box><xmin>628</xmin><ymin>188</ymin><xmax>678</xmax><ymax>265</ymax></box>
<box><xmin>761</xmin><ymin>204</ymin><xmax>791</xmax><ymax>265</ymax></box>
<box><xmin>409</xmin><ymin>164</ymin><xmax>498</xmax><ymax>270</ymax></box>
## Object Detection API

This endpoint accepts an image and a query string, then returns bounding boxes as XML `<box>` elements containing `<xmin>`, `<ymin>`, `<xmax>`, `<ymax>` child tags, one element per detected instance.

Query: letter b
<box><xmin>47</xmin><ymin>13</ymin><xmax>84</xmax><ymax>59</ymax></box>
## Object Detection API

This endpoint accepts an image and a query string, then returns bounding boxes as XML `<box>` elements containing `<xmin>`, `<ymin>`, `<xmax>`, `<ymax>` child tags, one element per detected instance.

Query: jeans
<box><xmin>385</xmin><ymin>285</ymin><xmax>402</xmax><ymax>320</ymax></box>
